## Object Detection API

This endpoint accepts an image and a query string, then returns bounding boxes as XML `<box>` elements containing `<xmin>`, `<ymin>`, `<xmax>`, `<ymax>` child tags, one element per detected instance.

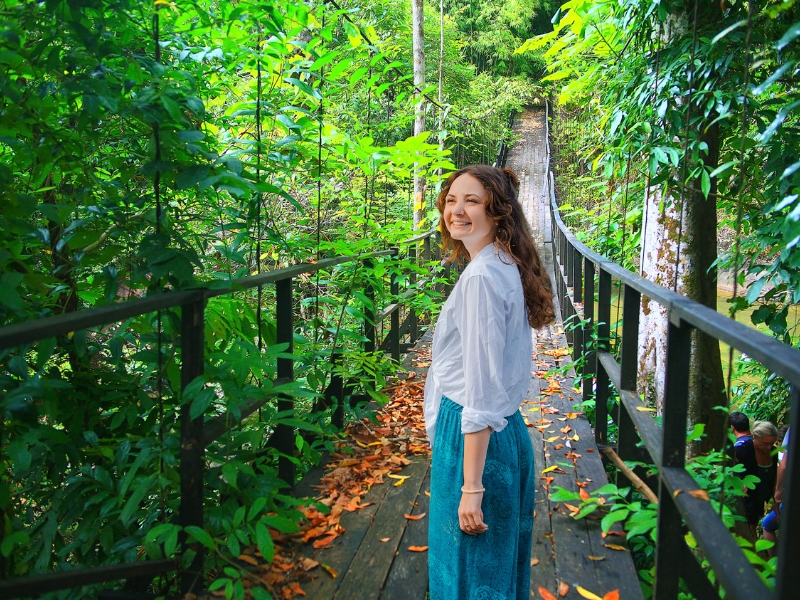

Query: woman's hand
<box><xmin>458</xmin><ymin>492</ymin><xmax>488</xmax><ymax>535</ymax></box>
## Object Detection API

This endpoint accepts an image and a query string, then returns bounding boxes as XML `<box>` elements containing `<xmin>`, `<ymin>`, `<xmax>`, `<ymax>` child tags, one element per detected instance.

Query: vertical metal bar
<box><xmin>364</xmin><ymin>260</ymin><xmax>376</xmax><ymax>353</ymax></box>
<box><xmin>408</xmin><ymin>245</ymin><xmax>418</xmax><ymax>343</ymax></box>
<box><xmin>616</xmin><ymin>284</ymin><xmax>641</xmax><ymax>488</ymax></box>
<box><xmin>573</xmin><ymin>245</ymin><xmax>583</xmax><ymax>304</ymax></box>
<box><xmin>566</xmin><ymin>236</ymin><xmax>573</xmax><ymax>289</ymax></box>
<box><xmin>620</xmin><ymin>284</ymin><xmax>640</xmax><ymax>390</ymax></box>
<box><xmin>653</xmin><ymin>317</ymin><xmax>692</xmax><ymax>600</ymax></box>
<box><xmin>275</xmin><ymin>277</ymin><xmax>295</xmax><ymax>485</ymax></box>
<box><xmin>583</xmin><ymin>258</ymin><xmax>595</xmax><ymax>403</ymax></box>
<box><xmin>596</xmin><ymin>267</ymin><xmax>612</xmax><ymax>445</ymax></box>
<box><xmin>423</xmin><ymin>234</ymin><xmax>431</xmax><ymax>263</ymax></box>
<box><xmin>180</xmin><ymin>298</ymin><xmax>205</xmax><ymax>594</ymax></box>
<box><xmin>390</xmin><ymin>248</ymin><xmax>400</xmax><ymax>362</ymax></box>
<box><xmin>776</xmin><ymin>385</ymin><xmax>800</xmax><ymax>600</ymax></box>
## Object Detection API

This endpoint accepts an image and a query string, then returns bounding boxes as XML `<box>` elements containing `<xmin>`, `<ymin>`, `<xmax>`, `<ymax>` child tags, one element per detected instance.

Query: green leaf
<box><xmin>283</xmin><ymin>77</ymin><xmax>321</xmax><ymax>100</ymax></box>
<box><xmin>120</xmin><ymin>473</ymin><xmax>156</xmax><ymax>526</ymax></box>
<box><xmin>255</xmin><ymin>521</ymin><xmax>274</xmax><ymax>562</ymax></box>
<box><xmin>711</xmin><ymin>20</ymin><xmax>747</xmax><ymax>44</ymax></box>
<box><xmin>185</xmin><ymin>525</ymin><xmax>216</xmax><ymax>550</ymax></box>
<box><xmin>775</xmin><ymin>23</ymin><xmax>800</xmax><ymax>50</ymax></box>
<box><xmin>349</xmin><ymin>67</ymin><xmax>369</xmax><ymax>87</ymax></box>
<box><xmin>745</xmin><ymin>278</ymin><xmax>766</xmax><ymax>304</ymax></box>
<box><xmin>601</xmin><ymin>509</ymin><xmax>629</xmax><ymax>533</ymax></box>
<box><xmin>262</xmin><ymin>515</ymin><xmax>299</xmax><ymax>534</ymax></box>
<box><xmin>700</xmin><ymin>169</ymin><xmax>711</xmax><ymax>199</ymax></box>
<box><xmin>248</xmin><ymin>497</ymin><xmax>268</xmax><ymax>521</ymax></box>
<box><xmin>1</xmin><ymin>531</ymin><xmax>30</xmax><ymax>557</ymax></box>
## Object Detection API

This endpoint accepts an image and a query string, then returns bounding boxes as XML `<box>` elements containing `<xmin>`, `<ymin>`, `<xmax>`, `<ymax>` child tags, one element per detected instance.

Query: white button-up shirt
<box><xmin>423</xmin><ymin>242</ymin><xmax>533</xmax><ymax>447</ymax></box>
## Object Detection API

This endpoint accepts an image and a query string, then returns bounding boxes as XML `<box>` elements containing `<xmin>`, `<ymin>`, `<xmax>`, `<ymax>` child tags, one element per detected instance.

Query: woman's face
<box><xmin>754</xmin><ymin>435</ymin><xmax>777</xmax><ymax>453</ymax></box>
<box><xmin>443</xmin><ymin>173</ymin><xmax>495</xmax><ymax>253</ymax></box>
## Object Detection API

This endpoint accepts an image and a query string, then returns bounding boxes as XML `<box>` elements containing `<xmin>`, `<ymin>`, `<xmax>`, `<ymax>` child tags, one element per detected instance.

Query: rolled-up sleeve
<box><xmin>457</xmin><ymin>274</ymin><xmax>510</xmax><ymax>434</ymax></box>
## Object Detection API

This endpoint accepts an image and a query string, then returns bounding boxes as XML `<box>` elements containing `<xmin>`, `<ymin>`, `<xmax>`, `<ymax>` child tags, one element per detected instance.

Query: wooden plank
<box><xmin>334</xmin><ymin>458</ymin><xmax>429</xmax><ymax>600</ymax></box>
<box><xmin>380</xmin><ymin>464</ymin><xmax>431</xmax><ymax>600</ymax></box>
<box><xmin>521</xmin><ymin>390</ymin><xmax>557</xmax><ymax>596</ymax></box>
<box><xmin>298</xmin><ymin>476</ymin><xmax>394</xmax><ymax>599</ymax></box>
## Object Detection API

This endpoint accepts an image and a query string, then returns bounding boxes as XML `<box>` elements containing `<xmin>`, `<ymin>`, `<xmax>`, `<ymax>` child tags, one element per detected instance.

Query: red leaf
<box><xmin>538</xmin><ymin>586</ymin><xmax>557</xmax><ymax>600</ymax></box>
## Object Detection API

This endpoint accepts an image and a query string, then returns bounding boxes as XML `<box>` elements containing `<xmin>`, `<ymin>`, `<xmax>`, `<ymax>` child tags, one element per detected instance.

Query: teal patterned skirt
<box><xmin>429</xmin><ymin>396</ymin><xmax>535</xmax><ymax>600</ymax></box>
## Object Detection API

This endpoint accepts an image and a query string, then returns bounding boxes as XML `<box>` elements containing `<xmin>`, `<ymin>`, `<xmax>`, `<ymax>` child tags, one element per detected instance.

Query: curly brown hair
<box><xmin>437</xmin><ymin>165</ymin><xmax>555</xmax><ymax>329</ymax></box>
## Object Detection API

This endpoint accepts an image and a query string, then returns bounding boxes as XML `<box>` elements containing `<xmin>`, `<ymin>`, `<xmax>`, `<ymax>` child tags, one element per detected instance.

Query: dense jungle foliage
<box><xmin>0</xmin><ymin>0</ymin><xmax>555</xmax><ymax>597</ymax></box>
<box><xmin>522</xmin><ymin>0</ymin><xmax>800</xmax><ymax>423</ymax></box>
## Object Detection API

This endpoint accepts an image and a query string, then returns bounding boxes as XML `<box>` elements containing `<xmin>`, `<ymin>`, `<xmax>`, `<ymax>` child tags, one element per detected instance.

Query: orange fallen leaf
<box><xmin>408</xmin><ymin>545</ymin><xmax>428</xmax><ymax>552</ymax></box>
<box><xmin>604</xmin><ymin>591</ymin><xmax>620</xmax><ymax>600</ymax></box>
<box><xmin>320</xmin><ymin>563</ymin><xmax>338</xmax><ymax>578</ymax></box>
<box><xmin>380</xmin><ymin>537</ymin><xmax>390</xmax><ymax>542</ymax></box>
<box><xmin>531</xmin><ymin>558</ymin><xmax>540</xmax><ymax>566</ymax></box>
<box><xmin>404</xmin><ymin>512</ymin><xmax>427</xmax><ymax>520</ymax></box>
<box><xmin>299</xmin><ymin>557</ymin><xmax>319</xmax><ymax>571</ymax></box>
<box><xmin>289</xmin><ymin>582</ymin><xmax>306</xmax><ymax>596</ymax></box>
<box><xmin>563</xmin><ymin>503</ymin><xmax>581</xmax><ymax>514</ymax></box>
<box><xmin>688</xmin><ymin>489</ymin><xmax>710</xmax><ymax>501</ymax></box>
<box><xmin>576</xmin><ymin>585</ymin><xmax>604</xmax><ymax>599</ymax></box>
<box><xmin>603</xmin><ymin>543</ymin><xmax>628</xmax><ymax>551</ymax></box>
<box><xmin>579</xmin><ymin>488</ymin><xmax>590</xmax><ymax>501</ymax></box>
<box><xmin>313</xmin><ymin>534</ymin><xmax>337</xmax><ymax>549</ymax></box>
<box><xmin>238</xmin><ymin>554</ymin><xmax>259</xmax><ymax>566</ymax></box>
<box><xmin>425</xmin><ymin>491</ymin><xmax>430</xmax><ymax>497</ymax></box>
<box><xmin>674</xmin><ymin>489</ymin><xmax>683</xmax><ymax>497</ymax></box>
<box><xmin>588</xmin><ymin>555</ymin><xmax>606</xmax><ymax>561</ymax></box>
<box><xmin>538</xmin><ymin>586</ymin><xmax>557</xmax><ymax>600</ymax></box>
<box><xmin>554</xmin><ymin>444</ymin><xmax>564</xmax><ymax>450</ymax></box>
<box><xmin>559</xmin><ymin>581</ymin><xmax>570</xmax><ymax>596</ymax></box>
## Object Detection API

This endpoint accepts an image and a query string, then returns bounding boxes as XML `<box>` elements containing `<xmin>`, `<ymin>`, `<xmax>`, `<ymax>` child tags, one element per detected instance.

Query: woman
<box><xmin>734</xmin><ymin>420</ymin><xmax>778</xmax><ymax>538</ymax></box>
<box><xmin>424</xmin><ymin>165</ymin><xmax>555</xmax><ymax>599</ymax></box>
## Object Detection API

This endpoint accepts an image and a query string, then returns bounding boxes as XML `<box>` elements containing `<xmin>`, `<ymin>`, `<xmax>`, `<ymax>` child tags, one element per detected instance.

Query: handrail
<box><xmin>0</xmin><ymin>238</ymin><xmax>437</xmax><ymax>350</ymax></box>
<box><xmin>546</xmin><ymin>110</ymin><xmax>799</xmax><ymax>600</ymax></box>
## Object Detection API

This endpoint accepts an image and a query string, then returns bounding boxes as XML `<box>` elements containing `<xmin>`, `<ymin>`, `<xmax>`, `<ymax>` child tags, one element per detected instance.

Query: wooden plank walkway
<box><xmin>288</xmin><ymin>108</ymin><xmax>642</xmax><ymax>600</ymax></box>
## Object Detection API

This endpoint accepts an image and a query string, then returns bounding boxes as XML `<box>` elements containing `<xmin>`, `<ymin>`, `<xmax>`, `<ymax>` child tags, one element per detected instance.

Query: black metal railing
<box><xmin>544</xmin><ymin>102</ymin><xmax>800</xmax><ymax>600</ymax></box>
<box><xmin>0</xmin><ymin>230</ymin><xmax>443</xmax><ymax>597</ymax></box>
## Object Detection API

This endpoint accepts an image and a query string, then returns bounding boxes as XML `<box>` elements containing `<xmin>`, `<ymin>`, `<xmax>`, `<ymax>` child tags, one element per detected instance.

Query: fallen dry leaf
<box><xmin>588</xmin><ymin>555</ymin><xmax>606</xmax><ymax>561</ymax></box>
<box><xmin>380</xmin><ymin>537</ymin><xmax>390</xmax><ymax>543</ymax></box>
<box><xmin>407</xmin><ymin>545</ymin><xmax>428</xmax><ymax>552</ymax></box>
<box><xmin>545</xmin><ymin>436</ymin><xmax>561</xmax><ymax>443</ymax></box>
<box><xmin>321</xmin><ymin>564</ymin><xmax>338</xmax><ymax>579</ymax></box>
<box><xmin>404</xmin><ymin>512</ymin><xmax>427</xmax><ymax>520</ymax></box>
<box><xmin>531</xmin><ymin>558</ymin><xmax>540</xmax><ymax>566</ymax></box>
<box><xmin>576</xmin><ymin>585</ymin><xmax>604</xmax><ymax>599</ymax></box>
<box><xmin>559</xmin><ymin>581</ymin><xmax>570</xmax><ymax>596</ymax></box>
<box><xmin>537</xmin><ymin>586</ymin><xmax>557</xmax><ymax>600</ymax></box>
<box><xmin>313</xmin><ymin>534</ymin><xmax>338</xmax><ymax>549</ymax></box>
<box><xmin>238</xmin><ymin>554</ymin><xmax>259</xmax><ymax>566</ymax></box>
<box><xmin>579</xmin><ymin>488</ymin><xmax>590</xmax><ymax>501</ymax></box>
<box><xmin>688</xmin><ymin>489</ymin><xmax>710</xmax><ymax>501</ymax></box>
<box><xmin>604</xmin><ymin>591</ymin><xmax>620</xmax><ymax>600</ymax></box>
<box><xmin>289</xmin><ymin>582</ymin><xmax>306</xmax><ymax>596</ymax></box>
<box><xmin>603</xmin><ymin>543</ymin><xmax>628</xmax><ymax>551</ymax></box>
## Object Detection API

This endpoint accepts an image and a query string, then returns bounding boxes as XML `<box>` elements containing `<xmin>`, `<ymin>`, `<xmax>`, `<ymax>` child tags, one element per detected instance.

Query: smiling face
<box><xmin>443</xmin><ymin>173</ymin><xmax>496</xmax><ymax>258</ymax></box>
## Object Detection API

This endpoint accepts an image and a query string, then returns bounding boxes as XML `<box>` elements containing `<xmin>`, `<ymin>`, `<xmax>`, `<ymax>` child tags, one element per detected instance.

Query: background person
<box><xmin>733</xmin><ymin>420</ymin><xmax>778</xmax><ymax>539</ymax></box>
<box><xmin>424</xmin><ymin>165</ymin><xmax>554</xmax><ymax>600</ymax></box>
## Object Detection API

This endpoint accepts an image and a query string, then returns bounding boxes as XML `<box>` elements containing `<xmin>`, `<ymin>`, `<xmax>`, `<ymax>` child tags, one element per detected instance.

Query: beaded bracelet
<box><xmin>460</xmin><ymin>486</ymin><xmax>485</xmax><ymax>494</ymax></box>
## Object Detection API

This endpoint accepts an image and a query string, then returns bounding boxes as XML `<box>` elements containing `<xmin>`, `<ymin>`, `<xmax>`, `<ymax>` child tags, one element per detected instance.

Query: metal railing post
<box><xmin>275</xmin><ymin>278</ymin><xmax>295</xmax><ymax>485</ymax></box>
<box><xmin>595</xmin><ymin>267</ymin><xmax>612</xmax><ymax>445</ymax></box>
<box><xmin>776</xmin><ymin>385</ymin><xmax>800</xmax><ymax>600</ymax></box>
<box><xmin>616</xmin><ymin>283</ymin><xmax>641</xmax><ymax>488</ymax></box>
<box><xmin>653</xmin><ymin>317</ymin><xmax>692</xmax><ymax>599</ymax></box>
<box><xmin>390</xmin><ymin>247</ymin><xmax>400</xmax><ymax>363</ymax></box>
<box><xmin>408</xmin><ymin>244</ymin><xmax>418</xmax><ymax>343</ymax></box>
<box><xmin>582</xmin><ymin>258</ymin><xmax>595</xmax><ymax>403</ymax></box>
<box><xmin>364</xmin><ymin>260</ymin><xmax>376</xmax><ymax>353</ymax></box>
<box><xmin>180</xmin><ymin>298</ymin><xmax>205</xmax><ymax>594</ymax></box>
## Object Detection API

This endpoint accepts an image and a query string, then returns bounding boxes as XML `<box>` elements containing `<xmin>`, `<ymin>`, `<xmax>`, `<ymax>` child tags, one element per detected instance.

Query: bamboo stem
<box><xmin>602</xmin><ymin>446</ymin><xmax>659</xmax><ymax>505</ymax></box>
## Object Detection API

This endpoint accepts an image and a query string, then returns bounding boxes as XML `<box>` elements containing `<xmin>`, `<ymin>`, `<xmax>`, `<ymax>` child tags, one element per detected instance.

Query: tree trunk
<box><xmin>637</xmin><ymin>128</ymin><xmax>727</xmax><ymax>455</ymax></box>
<box><xmin>412</xmin><ymin>0</ymin><xmax>426</xmax><ymax>230</ymax></box>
